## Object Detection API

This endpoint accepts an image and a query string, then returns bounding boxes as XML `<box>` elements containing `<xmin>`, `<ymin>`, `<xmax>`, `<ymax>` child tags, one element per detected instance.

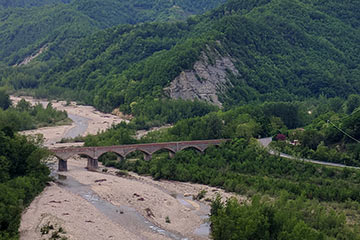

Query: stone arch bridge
<box><xmin>51</xmin><ymin>139</ymin><xmax>227</xmax><ymax>171</ymax></box>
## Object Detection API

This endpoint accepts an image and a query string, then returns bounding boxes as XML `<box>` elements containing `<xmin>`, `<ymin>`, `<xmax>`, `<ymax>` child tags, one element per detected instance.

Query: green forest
<box><xmin>0</xmin><ymin>92</ymin><xmax>66</xmax><ymax>239</ymax></box>
<box><xmin>0</xmin><ymin>0</ymin><xmax>225</xmax><ymax>65</ymax></box>
<box><xmin>1</xmin><ymin>0</ymin><xmax>360</xmax><ymax>114</ymax></box>
<box><xmin>2</xmin><ymin>0</ymin><xmax>360</xmax><ymax>239</ymax></box>
<box><xmin>0</xmin><ymin>91</ymin><xmax>69</xmax><ymax>131</ymax></box>
<box><xmin>270</xmin><ymin>94</ymin><xmax>360</xmax><ymax>167</ymax></box>
<box><xmin>99</xmin><ymin>138</ymin><xmax>360</xmax><ymax>239</ymax></box>
<box><xmin>0</xmin><ymin>127</ymin><xmax>50</xmax><ymax>239</ymax></box>
<box><xmin>84</xmin><ymin>94</ymin><xmax>360</xmax><ymax>238</ymax></box>
<box><xmin>211</xmin><ymin>193</ymin><xmax>359</xmax><ymax>239</ymax></box>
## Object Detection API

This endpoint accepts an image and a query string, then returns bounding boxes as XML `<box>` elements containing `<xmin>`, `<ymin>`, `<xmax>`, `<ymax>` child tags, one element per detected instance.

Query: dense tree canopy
<box><xmin>270</xmin><ymin>95</ymin><xmax>360</xmax><ymax>167</ymax></box>
<box><xmin>0</xmin><ymin>99</ymin><xmax>69</xmax><ymax>131</ymax></box>
<box><xmin>2</xmin><ymin>0</ymin><xmax>357</xmax><ymax>113</ymax></box>
<box><xmin>211</xmin><ymin>194</ymin><xmax>359</xmax><ymax>240</ymax></box>
<box><xmin>0</xmin><ymin>129</ymin><xmax>50</xmax><ymax>239</ymax></box>
<box><xmin>0</xmin><ymin>90</ymin><xmax>11</xmax><ymax>110</ymax></box>
<box><xmin>0</xmin><ymin>0</ymin><xmax>226</xmax><ymax>65</ymax></box>
<box><xmin>3</xmin><ymin>1</ymin><xmax>360</xmax><ymax>239</ymax></box>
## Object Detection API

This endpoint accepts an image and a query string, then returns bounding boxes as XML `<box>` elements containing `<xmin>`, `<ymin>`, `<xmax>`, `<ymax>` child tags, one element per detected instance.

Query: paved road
<box><xmin>258</xmin><ymin>138</ymin><xmax>360</xmax><ymax>170</ymax></box>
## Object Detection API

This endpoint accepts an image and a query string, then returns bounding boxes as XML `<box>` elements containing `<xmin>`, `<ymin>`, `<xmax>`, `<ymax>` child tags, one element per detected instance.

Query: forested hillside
<box><xmin>0</xmin><ymin>0</ymin><xmax>226</xmax><ymax>65</ymax></box>
<box><xmin>2</xmin><ymin>1</ymin><xmax>360</xmax><ymax>238</ymax></box>
<box><xmin>0</xmin><ymin>0</ymin><xmax>70</xmax><ymax>8</ymax></box>
<box><xmin>7</xmin><ymin>0</ymin><xmax>358</xmax><ymax>114</ymax></box>
<box><xmin>0</xmin><ymin>128</ymin><xmax>50</xmax><ymax>239</ymax></box>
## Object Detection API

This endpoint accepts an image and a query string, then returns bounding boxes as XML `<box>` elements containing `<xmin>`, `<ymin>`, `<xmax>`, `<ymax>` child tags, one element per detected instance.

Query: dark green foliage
<box><xmin>210</xmin><ymin>194</ymin><xmax>359</xmax><ymax>240</ymax></box>
<box><xmin>143</xmin><ymin>101</ymin><xmax>304</xmax><ymax>141</ymax></box>
<box><xmin>343</xmin><ymin>111</ymin><xmax>360</xmax><ymax>142</ymax></box>
<box><xmin>262</xmin><ymin>102</ymin><xmax>300</xmax><ymax>129</ymax></box>
<box><xmin>213</xmin><ymin>0</ymin><xmax>359</xmax><ymax>105</ymax></box>
<box><xmin>0</xmin><ymin>90</ymin><xmax>11</xmax><ymax>110</ymax></box>
<box><xmin>0</xmin><ymin>5</ymin><xmax>98</xmax><ymax>65</ymax></box>
<box><xmin>35</xmin><ymin>20</ymin><xmax>206</xmax><ymax>112</ymax></box>
<box><xmin>271</xmin><ymin>97</ymin><xmax>360</xmax><ymax>167</ymax></box>
<box><xmin>84</xmin><ymin>122</ymin><xmax>136</xmax><ymax>147</ymax></box>
<box><xmin>130</xmin><ymin>99</ymin><xmax>218</xmax><ymax>129</ymax></box>
<box><xmin>0</xmin><ymin>98</ymin><xmax>68</xmax><ymax>131</ymax></box>
<box><xmin>0</xmin><ymin>0</ymin><xmax>70</xmax><ymax>8</ymax></box>
<box><xmin>345</xmin><ymin>94</ymin><xmax>360</xmax><ymax>114</ymax></box>
<box><xmin>0</xmin><ymin>129</ymin><xmax>50</xmax><ymax>239</ymax></box>
<box><xmin>0</xmin><ymin>0</ymin><xmax>225</xmax><ymax>66</ymax></box>
<box><xmin>164</xmin><ymin>113</ymin><xmax>225</xmax><ymax>141</ymax></box>
<box><xmin>117</xmin><ymin>138</ymin><xmax>360</xmax><ymax>203</ymax></box>
<box><xmin>12</xmin><ymin>0</ymin><xmax>359</xmax><ymax>113</ymax></box>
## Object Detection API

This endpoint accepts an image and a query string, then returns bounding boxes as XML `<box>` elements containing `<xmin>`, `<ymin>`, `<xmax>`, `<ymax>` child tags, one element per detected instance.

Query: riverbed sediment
<box><xmin>14</xmin><ymin>96</ymin><xmax>243</xmax><ymax>240</ymax></box>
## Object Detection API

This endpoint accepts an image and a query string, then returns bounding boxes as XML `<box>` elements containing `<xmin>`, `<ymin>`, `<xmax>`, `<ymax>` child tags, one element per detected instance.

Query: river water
<box><xmin>64</xmin><ymin>113</ymin><xmax>90</xmax><ymax>138</ymax></box>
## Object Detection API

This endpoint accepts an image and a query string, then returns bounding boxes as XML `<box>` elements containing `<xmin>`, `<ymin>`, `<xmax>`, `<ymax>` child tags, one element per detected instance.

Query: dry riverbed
<box><xmin>13</xmin><ymin>95</ymin><xmax>244</xmax><ymax>239</ymax></box>
<box><xmin>10</xmin><ymin>96</ymin><xmax>125</xmax><ymax>146</ymax></box>
<box><xmin>20</xmin><ymin>158</ymin><xmax>241</xmax><ymax>240</ymax></box>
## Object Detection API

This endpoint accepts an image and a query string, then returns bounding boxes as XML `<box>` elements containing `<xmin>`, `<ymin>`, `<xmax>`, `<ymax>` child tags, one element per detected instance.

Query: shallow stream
<box><xmin>64</xmin><ymin>113</ymin><xmax>90</xmax><ymax>138</ymax></box>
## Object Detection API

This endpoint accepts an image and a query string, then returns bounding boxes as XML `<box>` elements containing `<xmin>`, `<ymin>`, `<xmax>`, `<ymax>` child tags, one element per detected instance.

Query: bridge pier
<box><xmin>144</xmin><ymin>154</ymin><xmax>152</xmax><ymax>161</ymax></box>
<box><xmin>58</xmin><ymin>159</ymin><xmax>68</xmax><ymax>172</ymax></box>
<box><xmin>87</xmin><ymin>157</ymin><xmax>98</xmax><ymax>171</ymax></box>
<box><xmin>169</xmin><ymin>152</ymin><xmax>175</xmax><ymax>159</ymax></box>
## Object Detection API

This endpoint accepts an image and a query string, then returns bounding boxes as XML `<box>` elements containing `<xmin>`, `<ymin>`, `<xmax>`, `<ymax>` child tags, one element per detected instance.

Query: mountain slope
<box><xmin>0</xmin><ymin>0</ymin><xmax>70</xmax><ymax>8</ymax></box>
<box><xmin>0</xmin><ymin>0</ymin><xmax>226</xmax><ymax>65</ymax></box>
<box><xmin>30</xmin><ymin>0</ymin><xmax>360</xmax><ymax>112</ymax></box>
<box><xmin>0</xmin><ymin>5</ymin><xmax>98</xmax><ymax>65</ymax></box>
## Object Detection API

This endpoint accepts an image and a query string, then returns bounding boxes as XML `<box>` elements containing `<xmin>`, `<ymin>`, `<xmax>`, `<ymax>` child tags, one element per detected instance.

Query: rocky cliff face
<box><xmin>164</xmin><ymin>47</ymin><xmax>239</xmax><ymax>107</ymax></box>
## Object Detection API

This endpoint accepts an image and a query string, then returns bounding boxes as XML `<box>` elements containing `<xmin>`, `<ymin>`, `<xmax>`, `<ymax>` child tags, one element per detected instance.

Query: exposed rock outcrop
<box><xmin>14</xmin><ymin>44</ymin><xmax>48</xmax><ymax>67</ymax></box>
<box><xmin>164</xmin><ymin>46</ymin><xmax>239</xmax><ymax>107</ymax></box>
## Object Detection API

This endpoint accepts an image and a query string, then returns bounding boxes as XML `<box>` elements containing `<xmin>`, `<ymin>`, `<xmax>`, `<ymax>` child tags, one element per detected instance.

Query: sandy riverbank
<box><xmin>10</xmin><ymin>96</ymin><xmax>126</xmax><ymax>146</ymax></box>
<box><xmin>15</xmin><ymin>95</ymin><xmax>244</xmax><ymax>239</ymax></box>
<box><xmin>20</xmin><ymin>157</ymin><xmax>243</xmax><ymax>240</ymax></box>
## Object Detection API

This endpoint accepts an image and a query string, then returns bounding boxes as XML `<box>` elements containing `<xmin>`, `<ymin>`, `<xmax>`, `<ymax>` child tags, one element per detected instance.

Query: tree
<box><xmin>0</xmin><ymin>90</ymin><xmax>11</xmax><ymax>110</ymax></box>
<box><xmin>299</xmin><ymin>130</ymin><xmax>324</xmax><ymax>150</ymax></box>
<box><xmin>16</xmin><ymin>99</ymin><xmax>31</xmax><ymax>112</ymax></box>
<box><xmin>345</xmin><ymin>94</ymin><xmax>360</xmax><ymax>114</ymax></box>
<box><xmin>262</xmin><ymin>102</ymin><xmax>300</xmax><ymax>129</ymax></box>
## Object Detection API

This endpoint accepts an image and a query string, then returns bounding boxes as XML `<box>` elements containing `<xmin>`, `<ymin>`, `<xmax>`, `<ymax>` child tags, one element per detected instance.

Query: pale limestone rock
<box><xmin>164</xmin><ymin>47</ymin><xmax>239</xmax><ymax>107</ymax></box>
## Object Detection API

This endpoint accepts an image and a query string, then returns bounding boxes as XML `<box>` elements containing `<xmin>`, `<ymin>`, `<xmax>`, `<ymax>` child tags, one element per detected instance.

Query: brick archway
<box><xmin>51</xmin><ymin>139</ymin><xmax>228</xmax><ymax>171</ymax></box>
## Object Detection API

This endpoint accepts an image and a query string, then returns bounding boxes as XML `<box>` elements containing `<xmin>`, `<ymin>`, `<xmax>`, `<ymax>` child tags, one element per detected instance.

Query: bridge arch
<box><xmin>78</xmin><ymin>153</ymin><xmax>96</xmax><ymax>160</ymax></box>
<box><xmin>124</xmin><ymin>148</ymin><xmax>152</xmax><ymax>161</ymax></box>
<box><xmin>51</xmin><ymin>139</ymin><xmax>228</xmax><ymax>171</ymax></box>
<box><xmin>203</xmin><ymin>144</ymin><xmax>220</xmax><ymax>153</ymax></box>
<box><xmin>150</xmin><ymin>147</ymin><xmax>177</xmax><ymax>159</ymax></box>
<box><xmin>98</xmin><ymin>151</ymin><xmax>125</xmax><ymax>161</ymax></box>
<box><xmin>179</xmin><ymin>145</ymin><xmax>204</xmax><ymax>153</ymax></box>
<box><xmin>152</xmin><ymin>147</ymin><xmax>176</xmax><ymax>154</ymax></box>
